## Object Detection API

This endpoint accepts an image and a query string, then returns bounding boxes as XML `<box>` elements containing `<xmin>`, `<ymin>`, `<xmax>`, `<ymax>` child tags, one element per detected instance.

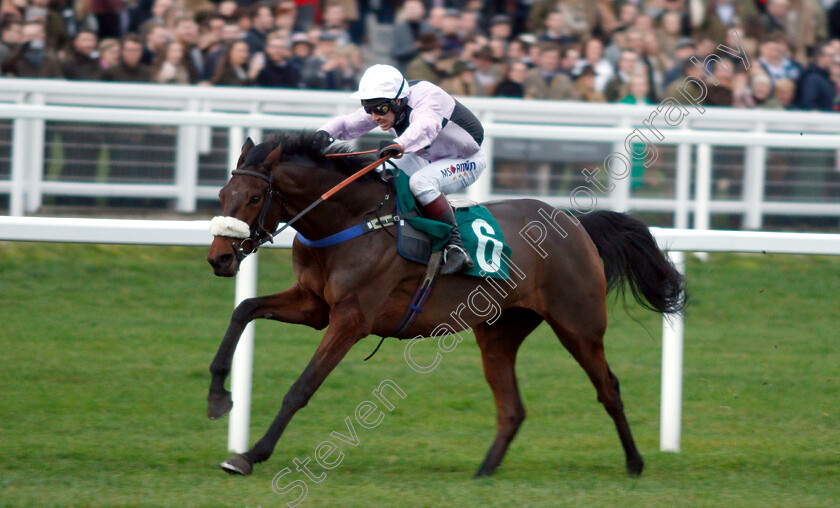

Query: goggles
<box><xmin>363</xmin><ymin>101</ymin><xmax>391</xmax><ymax>115</ymax></box>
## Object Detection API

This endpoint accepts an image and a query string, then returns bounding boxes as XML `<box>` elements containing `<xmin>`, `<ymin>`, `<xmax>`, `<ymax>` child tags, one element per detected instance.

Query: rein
<box><xmin>221</xmin><ymin>152</ymin><xmax>440</xmax><ymax>362</ymax></box>
<box><xmin>273</xmin><ymin>154</ymin><xmax>391</xmax><ymax>237</ymax></box>
<box><xmin>223</xmin><ymin>154</ymin><xmax>392</xmax><ymax>261</ymax></box>
<box><xmin>325</xmin><ymin>149</ymin><xmax>378</xmax><ymax>158</ymax></box>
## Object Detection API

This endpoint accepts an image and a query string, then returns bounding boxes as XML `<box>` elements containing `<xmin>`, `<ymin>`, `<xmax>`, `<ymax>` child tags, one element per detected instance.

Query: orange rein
<box><xmin>324</xmin><ymin>149</ymin><xmax>379</xmax><ymax>158</ymax></box>
<box><xmin>320</xmin><ymin>154</ymin><xmax>390</xmax><ymax>200</ymax></box>
<box><xmin>260</xmin><ymin>153</ymin><xmax>391</xmax><ymax>244</ymax></box>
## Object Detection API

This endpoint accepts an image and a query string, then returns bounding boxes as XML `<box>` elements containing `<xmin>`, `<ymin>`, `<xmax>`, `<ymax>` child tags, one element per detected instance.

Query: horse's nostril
<box><xmin>218</xmin><ymin>253</ymin><xmax>234</xmax><ymax>266</ymax></box>
<box><xmin>209</xmin><ymin>253</ymin><xmax>235</xmax><ymax>268</ymax></box>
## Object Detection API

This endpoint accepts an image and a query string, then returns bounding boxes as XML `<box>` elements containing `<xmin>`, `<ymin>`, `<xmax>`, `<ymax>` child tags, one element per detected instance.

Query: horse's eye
<box><xmin>249</xmin><ymin>195</ymin><xmax>261</xmax><ymax>204</ymax></box>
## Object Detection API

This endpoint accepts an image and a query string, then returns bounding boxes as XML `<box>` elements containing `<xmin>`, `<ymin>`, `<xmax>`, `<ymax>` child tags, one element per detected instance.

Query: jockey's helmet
<box><xmin>352</xmin><ymin>64</ymin><xmax>409</xmax><ymax>115</ymax></box>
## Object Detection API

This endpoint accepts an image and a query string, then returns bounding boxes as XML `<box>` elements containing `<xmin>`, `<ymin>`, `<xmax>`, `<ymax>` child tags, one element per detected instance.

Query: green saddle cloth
<box><xmin>389</xmin><ymin>167</ymin><xmax>512</xmax><ymax>280</ymax></box>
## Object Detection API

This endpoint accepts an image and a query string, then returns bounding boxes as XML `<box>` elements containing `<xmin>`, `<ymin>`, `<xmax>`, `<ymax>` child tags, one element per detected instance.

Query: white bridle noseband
<box><xmin>209</xmin><ymin>216</ymin><xmax>251</xmax><ymax>239</ymax></box>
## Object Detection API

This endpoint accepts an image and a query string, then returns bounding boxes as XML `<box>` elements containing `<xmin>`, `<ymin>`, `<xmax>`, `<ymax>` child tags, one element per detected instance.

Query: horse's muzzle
<box><xmin>208</xmin><ymin>237</ymin><xmax>240</xmax><ymax>277</ymax></box>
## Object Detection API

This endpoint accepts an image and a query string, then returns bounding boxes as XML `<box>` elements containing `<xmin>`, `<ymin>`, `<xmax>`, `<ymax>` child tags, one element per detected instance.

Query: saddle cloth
<box><xmin>388</xmin><ymin>169</ymin><xmax>512</xmax><ymax>280</ymax></box>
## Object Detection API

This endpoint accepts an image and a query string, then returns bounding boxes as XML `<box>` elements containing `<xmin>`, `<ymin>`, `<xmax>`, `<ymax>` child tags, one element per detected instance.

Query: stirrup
<box><xmin>441</xmin><ymin>244</ymin><xmax>474</xmax><ymax>273</ymax></box>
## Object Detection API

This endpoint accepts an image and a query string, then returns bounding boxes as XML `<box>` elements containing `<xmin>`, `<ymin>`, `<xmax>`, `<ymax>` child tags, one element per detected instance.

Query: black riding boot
<box><xmin>423</xmin><ymin>195</ymin><xmax>474</xmax><ymax>275</ymax></box>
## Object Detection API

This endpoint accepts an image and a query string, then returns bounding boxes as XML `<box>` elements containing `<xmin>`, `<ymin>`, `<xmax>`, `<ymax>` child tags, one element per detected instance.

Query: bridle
<box><xmin>219</xmin><ymin>153</ymin><xmax>392</xmax><ymax>263</ymax></box>
<box><xmin>226</xmin><ymin>167</ymin><xmax>287</xmax><ymax>262</ymax></box>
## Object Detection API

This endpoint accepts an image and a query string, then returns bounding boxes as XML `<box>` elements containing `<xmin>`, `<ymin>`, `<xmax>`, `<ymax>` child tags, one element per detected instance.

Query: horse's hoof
<box><xmin>627</xmin><ymin>457</ymin><xmax>644</xmax><ymax>477</ymax></box>
<box><xmin>207</xmin><ymin>390</ymin><xmax>233</xmax><ymax>420</ymax></box>
<box><xmin>473</xmin><ymin>467</ymin><xmax>495</xmax><ymax>479</ymax></box>
<box><xmin>220</xmin><ymin>454</ymin><xmax>253</xmax><ymax>476</ymax></box>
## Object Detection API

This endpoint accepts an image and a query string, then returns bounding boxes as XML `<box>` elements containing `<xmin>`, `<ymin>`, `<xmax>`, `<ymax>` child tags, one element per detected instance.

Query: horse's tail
<box><xmin>579</xmin><ymin>210</ymin><xmax>685</xmax><ymax>315</ymax></box>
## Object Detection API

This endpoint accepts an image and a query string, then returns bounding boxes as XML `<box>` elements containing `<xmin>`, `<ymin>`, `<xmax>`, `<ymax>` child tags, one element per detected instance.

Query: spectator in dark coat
<box><xmin>255</xmin><ymin>32</ymin><xmax>301</xmax><ymax>88</ymax></box>
<box><xmin>604</xmin><ymin>49</ymin><xmax>641</xmax><ymax>102</ymax></box>
<box><xmin>2</xmin><ymin>20</ymin><xmax>62</xmax><ymax>78</ymax></box>
<box><xmin>244</xmin><ymin>2</ymin><xmax>274</xmax><ymax>55</ymax></box>
<box><xmin>102</xmin><ymin>34</ymin><xmax>152</xmax><ymax>82</ymax></box>
<box><xmin>203</xmin><ymin>22</ymin><xmax>245</xmax><ymax>81</ymax></box>
<box><xmin>492</xmin><ymin>60</ymin><xmax>528</xmax><ymax>98</ymax></box>
<box><xmin>140</xmin><ymin>22</ymin><xmax>169</xmax><ymax>66</ymax></box>
<box><xmin>150</xmin><ymin>39</ymin><xmax>191</xmax><ymax>84</ymax></box>
<box><xmin>488</xmin><ymin>14</ymin><xmax>513</xmax><ymax>42</ymax></box>
<box><xmin>538</xmin><ymin>10</ymin><xmax>577</xmax><ymax>45</ymax></box>
<box><xmin>523</xmin><ymin>42</ymin><xmax>579</xmax><ymax>100</ymax></box>
<box><xmin>391</xmin><ymin>0</ymin><xmax>434</xmax><ymax>71</ymax></box>
<box><xmin>437</xmin><ymin>8</ymin><xmax>464</xmax><ymax>61</ymax></box>
<box><xmin>442</xmin><ymin>59</ymin><xmax>481</xmax><ymax>96</ymax></box>
<box><xmin>662</xmin><ymin>37</ymin><xmax>697</xmax><ymax>88</ymax></box>
<box><xmin>663</xmin><ymin>58</ymin><xmax>707</xmax><ymax>104</ymax></box>
<box><xmin>831</xmin><ymin>1</ymin><xmax>840</xmax><ymax>39</ymax></box>
<box><xmin>211</xmin><ymin>40</ymin><xmax>253</xmax><ymax>86</ymax></box>
<box><xmin>301</xmin><ymin>32</ymin><xmax>352</xmax><ymax>90</ymax></box>
<box><xmin>88</xmin><ymin>0</ymin><xmax>126</xmax><ymax>39</ymax></box>
<box><xmin>795</xmin><ymin>44</ymin><xmax>838</xmax><ymax>111</ymax></box>
<box><xmin>173</xmin><ymin>15</ymin><xmax>204</xmax><ymax>83</ymax></box>
<box><xmin>0</xmin><ymin>17</ymin><xmax>22</xmax><ymax>65</ymax></box>
<box><xmin>288</xmin><ymin>32</ymin><xmax>313</xmax><ymax>75</ymax></box>
<box><xmin>405</xmin><ymin>32</ymin><xmax>446</xmax><ymax>84</ymax></box>
<box><xmin>704</xmin><ymin>61</ymin><xmax>734</xmax><ymax>107</ymax></box>
<box><xmin>757</xmin><ymin>34</ymin><xmax>801</xmax><ymax>85</ymax></box>
<box><xmin>62</xmin><ymin>29</ymin><xmax>102</xmax><ymax>80</ymax></box>
<box><xmin>29</xmin><ymin>0</ymin><xmax>70</xmax><ymax>52</ymax></box>
<box><xmin>321</xmin><ymin>3</ymin><xmax>351</xmax><ymax>46</ymax></box>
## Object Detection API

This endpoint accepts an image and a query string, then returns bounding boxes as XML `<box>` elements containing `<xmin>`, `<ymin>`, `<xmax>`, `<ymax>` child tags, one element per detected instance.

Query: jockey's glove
<box><xmin>312</xmin><ymin>130</ymin><xmax>334</xmax><ymax>152</ymax></box>
<box><xmin>378</xmin><ymin>140</ymin><xmax>404</xmax><ymax>159</ymax></box>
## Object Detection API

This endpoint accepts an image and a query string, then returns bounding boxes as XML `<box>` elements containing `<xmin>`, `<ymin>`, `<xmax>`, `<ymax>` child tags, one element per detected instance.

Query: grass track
<box><xmin>1</xmin><ymin>243</ymin><xmax>838</xmax><ymax>507</ymax></box>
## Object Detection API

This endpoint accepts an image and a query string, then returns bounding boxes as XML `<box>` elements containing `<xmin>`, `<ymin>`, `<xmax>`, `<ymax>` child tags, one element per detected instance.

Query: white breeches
<box><xmin>394</xmin><ymin>148</ymin><xmax>487</xmax><ymax>206</ymax></box>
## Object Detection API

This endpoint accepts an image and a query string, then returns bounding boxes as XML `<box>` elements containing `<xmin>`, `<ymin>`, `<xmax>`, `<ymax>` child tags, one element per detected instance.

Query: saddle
<box><xmin>384</xmin><ymin>168</ymin><xmax>512</xmax><ymax>280</ymax></box>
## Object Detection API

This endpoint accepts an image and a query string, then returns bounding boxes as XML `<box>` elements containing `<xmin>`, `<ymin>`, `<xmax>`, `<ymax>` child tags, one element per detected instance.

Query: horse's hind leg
<box><xmin>546</xmin><ymin>318</ymin><xmax>644</xmax><ymax>476</ymax></box>
<box><xmin>207</xmin><ymin>284</ymin><xmax>329</xmax><ymax>419</ymax></box>
<box><xmin>474</xmin><ymin>308</ymin><xmax>544</xmax><ymax>478</ymax></box>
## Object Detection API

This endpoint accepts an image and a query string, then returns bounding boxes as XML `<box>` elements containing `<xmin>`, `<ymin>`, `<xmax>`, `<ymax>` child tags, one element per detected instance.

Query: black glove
<box><xmin>311</xmin><ymin>130</ymin><xmax>334</xmax><ymax>152</ymax></box>
<box><xmin>378</xmin><ymin>140</ymin><xmax>404</xmax><ymax>159</ymax></box>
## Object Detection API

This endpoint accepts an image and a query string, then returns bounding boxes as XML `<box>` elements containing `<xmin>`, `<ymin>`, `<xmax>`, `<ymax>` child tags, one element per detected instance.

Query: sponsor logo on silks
<box><xmin>440</xmin><ymin>161</ymin><xmax>476</xmax><ymax>178</ymax></box>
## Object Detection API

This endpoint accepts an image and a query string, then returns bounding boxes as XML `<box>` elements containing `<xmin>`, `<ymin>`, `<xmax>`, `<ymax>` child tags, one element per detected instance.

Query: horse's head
<box><xmin>207</xmin><ymin>137</ymin><xmax>287</xmax><ymax>277</ymax></box>
<box><xmin>208</xmin><ymin>131</ymin><xmax>385</xmax><ymax>276</ymax></box>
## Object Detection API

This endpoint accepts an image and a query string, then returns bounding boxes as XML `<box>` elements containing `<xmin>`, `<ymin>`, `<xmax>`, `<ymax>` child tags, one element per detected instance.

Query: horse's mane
<box><xmin>247</xmin><ymin>131</ymin><xmax>380</xmax><ymax>182</ymax></box>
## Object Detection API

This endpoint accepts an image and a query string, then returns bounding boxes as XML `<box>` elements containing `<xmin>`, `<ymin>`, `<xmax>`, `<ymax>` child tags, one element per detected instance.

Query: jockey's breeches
<box><xmin>395</xmin><ymin>148</ymin><xmax>488</xmax><ymax>206</ymax></box>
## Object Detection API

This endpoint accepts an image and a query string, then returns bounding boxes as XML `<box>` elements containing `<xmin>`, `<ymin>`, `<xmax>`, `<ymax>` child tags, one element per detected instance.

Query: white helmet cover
<box><xmin>351</xmin><ymin>64</ymin><xmax>409</xmax><ymax>101</ymax></box>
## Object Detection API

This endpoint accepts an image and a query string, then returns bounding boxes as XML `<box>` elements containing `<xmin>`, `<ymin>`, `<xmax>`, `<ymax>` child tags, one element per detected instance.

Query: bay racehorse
<box><xmin>206</xmin><ymin>131</ymin><xmax>685</xmax><ymax>477</ymax></box>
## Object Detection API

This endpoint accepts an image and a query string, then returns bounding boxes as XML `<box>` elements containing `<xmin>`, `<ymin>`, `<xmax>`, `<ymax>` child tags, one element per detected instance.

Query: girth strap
<box><xmin>392</xmin><ymin>251</ymin><xmax>443</xmax><ymax>336</ymax></box>
<box><xmin>363</xmin><ymin>251</ymin><xmax>443</xmax><ymax>361</ymax></box>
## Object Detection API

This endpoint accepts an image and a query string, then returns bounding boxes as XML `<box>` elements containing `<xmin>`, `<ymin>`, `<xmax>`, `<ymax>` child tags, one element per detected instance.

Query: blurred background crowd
<box><xmin>2</xmin><ymin>0</ymin><xmax>839</xmax><ymax>110</ymax></box>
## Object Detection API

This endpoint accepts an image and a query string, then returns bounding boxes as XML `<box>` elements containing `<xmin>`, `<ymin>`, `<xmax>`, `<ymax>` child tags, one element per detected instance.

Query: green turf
<box><xmin>1</xmin><ymin>243</ymin><xmax>838</xmax><ymax>507</ymax></box>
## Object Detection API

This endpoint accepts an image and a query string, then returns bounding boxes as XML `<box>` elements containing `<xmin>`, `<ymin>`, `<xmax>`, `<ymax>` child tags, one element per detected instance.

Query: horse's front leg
<box><xmin>219</xmin><ymin>295</ymin><xmax>370</xmax><ymax>475</ymax></box>
<box><xmin>207</xmin><ymin>284</ymin><xmax>329</xmax><ymax>419</ymax></box>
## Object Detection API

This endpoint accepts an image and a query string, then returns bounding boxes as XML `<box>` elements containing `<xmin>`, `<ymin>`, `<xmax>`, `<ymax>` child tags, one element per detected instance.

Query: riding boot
<box><xmin>422</xmin><ymin>194</ymin><xmax>474</xmax><ymax>275</ymax></box>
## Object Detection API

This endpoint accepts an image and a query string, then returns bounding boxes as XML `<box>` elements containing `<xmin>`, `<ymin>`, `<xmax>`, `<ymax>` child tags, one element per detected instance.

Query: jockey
<box><xmin>314</xmin><ymin>64</ymin><xmax>487</xmax><ymax>275</ymax></box>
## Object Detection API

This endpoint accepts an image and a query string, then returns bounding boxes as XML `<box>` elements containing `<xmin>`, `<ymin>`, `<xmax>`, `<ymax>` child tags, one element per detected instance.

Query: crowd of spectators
<box><xmin>1</xmin><ymin>0</ymin><xmax>840</xmax><ymax>111</ymax></box>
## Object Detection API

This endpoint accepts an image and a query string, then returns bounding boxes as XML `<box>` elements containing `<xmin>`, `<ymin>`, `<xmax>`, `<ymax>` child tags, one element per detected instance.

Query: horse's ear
<box><xmin>264</xmin><ymin>144</ymin><xmax>284</xmax><ymax>166</ymax></box>
<box><xmin>237</xmin><ymin>138</ymin><xmax>255</xmax><ymax>168</ymax></box>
